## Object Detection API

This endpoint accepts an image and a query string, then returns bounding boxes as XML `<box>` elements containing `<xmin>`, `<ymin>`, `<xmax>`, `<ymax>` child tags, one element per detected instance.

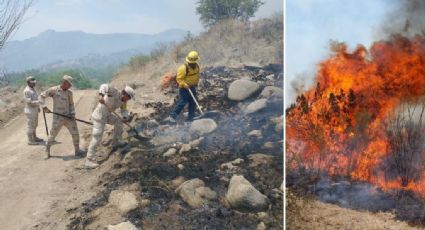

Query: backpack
<box><xmin>160</xmin><ymin>63</ymin><xmax>199</xmax><ymax>90</ymax></box>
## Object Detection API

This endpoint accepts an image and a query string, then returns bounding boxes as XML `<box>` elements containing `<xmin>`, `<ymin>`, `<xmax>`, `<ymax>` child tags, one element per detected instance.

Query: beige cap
<box><xmin>124</xmin><ymin>86</ymin><xmax>135</xmax><ymax>99</ymax></box>
<box><xmin>26</xmin><ymin>76</ymin><xmax>36</xmax><ymax>83</ymax></box>
<box><xmin>63</xmin><ymin>75</ymin><xmax>73</xmax><ymax>85</ymax></box>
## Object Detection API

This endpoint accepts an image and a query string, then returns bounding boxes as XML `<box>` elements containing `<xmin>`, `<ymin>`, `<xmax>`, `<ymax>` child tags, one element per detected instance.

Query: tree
<box><xmin>196</xmin><ymin>0</ymin><xmax>264</xmax><ymax>28</ymax></box>
<box><xmin>386</xmin><ymin>99</ymin><xmax>425</xmax><ymax>187</ymax></box>
<box><xmin>0</xmin><ymin>0</ymin><xmax>34</xmax><ymax>50</ymax></box>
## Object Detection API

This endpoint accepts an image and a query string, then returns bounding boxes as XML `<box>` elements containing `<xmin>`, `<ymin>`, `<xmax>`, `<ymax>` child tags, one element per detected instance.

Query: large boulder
<box><xmin>244</xmin><ymin>99</ymin><xmax>268</xmax><ymax>115</ymax></box>
<box><xmin>106</xmin><ymin>221</ymin><xmax>138</xmax><ymax>230</ymax></box>
<box><xmin>226</xmin><ymin>175</ymin><xmax>269</xmax><ymax>212</ymax></box>
<box><xmin>189</xmin><ymin>119</ymin><xmax>217</xmax><ymax>135</ymax></box>
<box><xmin>108</xmin><ymin>190</ymin><xmax>140</xmax><ymax>214</ymax></box>
<box><xmin>176</xmin><ymin>178</ymin><xmax>217</xmax><ymax>208</ymax></box>
<box><xmin>259</xmin><ymin>86</ymin><xmax>283</xmax><ymax>98</ymax></box>
<box><xmin>228</xmin><ymin>79</ymin><xmax>260</xmax><ymax>101</ymax></box>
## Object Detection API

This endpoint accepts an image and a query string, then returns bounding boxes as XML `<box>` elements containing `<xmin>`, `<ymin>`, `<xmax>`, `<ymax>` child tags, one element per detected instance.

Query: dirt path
<box><xmin>0</xmin><ymin>89</ymin><xmax>109</xmax><ymax>230</ymax></box>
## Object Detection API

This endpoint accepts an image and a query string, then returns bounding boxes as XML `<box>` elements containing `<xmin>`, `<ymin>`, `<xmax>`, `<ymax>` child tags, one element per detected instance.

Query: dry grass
<box><xmin>114</xmin><ymin>14</ymin><xmax>283</xmax><ymax>85</ymax></box>
<box><xmin>111</xmin><ymin>14</ymin><xmax>283</xmax><ymax>116</ymax></box>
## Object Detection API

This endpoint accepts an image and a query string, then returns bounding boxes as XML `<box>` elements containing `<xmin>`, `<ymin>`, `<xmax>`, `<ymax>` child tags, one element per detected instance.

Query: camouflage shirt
<box><xmin>23</xmin><ymin>86</ymin><xmax>40</xmax><ymax>114</ymax></box>
<box><xmin>91</xmin><ymin>84</ymin><xmax>128</xmax><ymax>122</ymax></box>
<box><xmin>39</xmin><ymin>85</ymin><xmax>75</xmax><ymax>116</ymax></box>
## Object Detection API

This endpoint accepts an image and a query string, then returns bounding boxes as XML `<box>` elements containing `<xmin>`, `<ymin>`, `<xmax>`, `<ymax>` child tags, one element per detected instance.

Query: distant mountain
<box><xmin>0</xmin><ymin>29</ymin><xmax>187</xmax><ymax>72</ymax></box>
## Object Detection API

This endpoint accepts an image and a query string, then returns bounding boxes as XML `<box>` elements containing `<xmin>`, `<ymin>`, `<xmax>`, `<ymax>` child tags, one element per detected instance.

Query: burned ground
<box><xmin>67</xmin><ymin>65</ymin><xmax>283</xmax><ymax>229</ymax></box>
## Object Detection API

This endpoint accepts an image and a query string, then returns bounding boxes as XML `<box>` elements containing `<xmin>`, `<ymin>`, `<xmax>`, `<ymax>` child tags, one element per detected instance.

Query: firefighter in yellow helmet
<box><xmin>166</xmin><ymin>51</ymin><xmax>201</xmax><ymax>123</ymax></box>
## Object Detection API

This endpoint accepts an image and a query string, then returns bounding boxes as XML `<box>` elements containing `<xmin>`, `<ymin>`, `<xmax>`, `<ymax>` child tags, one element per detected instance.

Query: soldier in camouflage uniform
<box><xmin>85</xmin><ymin>84</ymin><xmax>134</xmax><ymax>168</ymax></box>
<box><xmin>23</xmin><ymin>76</ymin><xmax>43</xmax><ymax>145</ymax></box>
<box><xmin>39</xmin><ymin>75</ymin><xmax>82</xmax><ymax>159</ymax></box>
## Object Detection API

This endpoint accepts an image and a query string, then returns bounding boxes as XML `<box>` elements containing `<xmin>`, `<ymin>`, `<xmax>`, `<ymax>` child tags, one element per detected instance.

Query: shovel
<box><xmin>110</xmin><ymin>110</ymin><xmax>152</xmax><ymax>142</ymax></box>
<box><xmin>187</xmin><ymin>88</ymin><xmax>221</xmax><ymax>120</ymax></box>
<box><xmin>48</xmin><ymin>111</ymin><xmax>93</xmax><ymax>125</ymax></box>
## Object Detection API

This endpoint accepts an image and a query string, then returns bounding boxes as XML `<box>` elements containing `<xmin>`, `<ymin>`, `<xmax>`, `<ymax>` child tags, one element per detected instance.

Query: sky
<box><xmin>286</xmin><ymin>0</ymin><xmax>399</xmax><ymax>103</ymax></box>
<box><xmin>12</xmin><ymin>0</ymin><xmax>283</xmax><ymax>40</ymax></box>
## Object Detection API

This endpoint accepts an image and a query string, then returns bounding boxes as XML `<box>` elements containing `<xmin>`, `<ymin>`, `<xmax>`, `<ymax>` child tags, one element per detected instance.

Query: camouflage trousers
<box><xmin>25</xmin><ymin>112</ymin><xmax>38</xmax><ymax>135</ymax></box>
<box><xmin>86</xmin><ymin>113</ymin><xmax>123</xmax><ymax>160</ymax></box>
<box><xmin>46</xmin><ymin>116</ymin><xmax>79</xmax><ymax>147</ymax></box>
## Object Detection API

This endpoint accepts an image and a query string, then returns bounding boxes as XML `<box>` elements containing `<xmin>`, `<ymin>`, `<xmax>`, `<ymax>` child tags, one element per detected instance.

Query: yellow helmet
<box><xmin>185</xmin><ymin>51</ymin><xmax>200</xmax><ymax>63</ymax></box>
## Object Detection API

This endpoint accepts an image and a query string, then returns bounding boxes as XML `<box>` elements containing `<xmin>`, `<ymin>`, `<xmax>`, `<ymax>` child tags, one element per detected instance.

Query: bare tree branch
<box><xmin>386</xmin><ymin>99</ymin><xmax>425</xmax><ymax>187</ymax></box>
<box><xmin>0</xmin><ymin>0</ymin><xmax>34</xmax><ymax>50</ymax></box>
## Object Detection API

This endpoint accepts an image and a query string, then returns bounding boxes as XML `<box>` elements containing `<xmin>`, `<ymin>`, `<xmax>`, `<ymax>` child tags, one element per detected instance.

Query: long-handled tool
<box><xmin>110</xmin><ymin>110</ymin><xmax>152</xmax><ymax>141</ymax></box>
<box><xmin>187</xmin><ymin>88</ymin><xmax>221</xmax><ymax>120</ymax></box>
<box><xmin>98</xmin><ymin>101</ymin><xmax>152</xmax><ymax>142</ymax></box>
<box><xmin>43</xmin><ymin>110</ymin><xmax>49</xmax><ymax>136</ymax></box>
<box><xmin>48</xmin><ymin>111</ymin><xmax>93</xmax><ymax>125</ymax></box>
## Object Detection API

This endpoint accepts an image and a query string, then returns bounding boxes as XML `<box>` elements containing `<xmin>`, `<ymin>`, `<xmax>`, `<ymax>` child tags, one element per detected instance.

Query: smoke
<box><xmin>380</xmin><ymin>0</ymin><xmax>425</xmax><ymax>38</ymax></box>
<box><xmin>315</xmin><ymin>178</ymin><xmax>396</xmax><ymax>212</ymax></box>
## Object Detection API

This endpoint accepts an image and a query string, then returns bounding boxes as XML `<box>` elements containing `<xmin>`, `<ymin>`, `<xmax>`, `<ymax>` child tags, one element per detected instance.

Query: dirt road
<box><xmin>0</xmin><ymin>89</ymin><xmax>107</xmax><ymax>229</ymax></box>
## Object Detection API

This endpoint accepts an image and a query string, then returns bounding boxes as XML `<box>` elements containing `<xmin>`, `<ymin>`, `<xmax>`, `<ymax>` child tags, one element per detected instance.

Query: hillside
<box><xmin>67</xmin><ymin>15</ymin><xmax>284</xmax><ymax>229</ymax></box>
<box><xmin>0</xmin><ymin>14</ymin><xmax>283</xmax><ymax>229</ymax></box>
<box><xmin>0</xmin><ymin>29</ymin><xmax>186</xmax><ymax>72</ymax></box>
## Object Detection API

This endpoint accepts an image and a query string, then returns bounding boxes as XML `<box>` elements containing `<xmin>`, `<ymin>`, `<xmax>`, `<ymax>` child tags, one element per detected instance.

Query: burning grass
<box><xmin>286</xmin><ymin>34</ymin><xmax>425</xmax><ymax>226</ymax></box>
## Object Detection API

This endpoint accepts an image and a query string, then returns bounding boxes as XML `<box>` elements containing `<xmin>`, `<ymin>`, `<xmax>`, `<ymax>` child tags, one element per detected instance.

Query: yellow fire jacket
<box><xmin>176</xmin><ymin>63</ymin><xmax>200</xmax><ymax>88</ymax></box>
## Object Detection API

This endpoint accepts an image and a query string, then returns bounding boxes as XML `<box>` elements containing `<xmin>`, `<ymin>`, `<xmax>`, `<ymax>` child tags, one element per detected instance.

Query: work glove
<box><xmin>43</xmin><ymin>107</ymin><xmax>51</xmax><ymax>113</ymax></box>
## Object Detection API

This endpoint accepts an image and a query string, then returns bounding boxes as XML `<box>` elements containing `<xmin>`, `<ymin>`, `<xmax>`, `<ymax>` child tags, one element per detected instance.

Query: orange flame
<box><xmin>287</xmin><ymin>35</ymin><xmax>425</xmax><ymax>195</ymax></box>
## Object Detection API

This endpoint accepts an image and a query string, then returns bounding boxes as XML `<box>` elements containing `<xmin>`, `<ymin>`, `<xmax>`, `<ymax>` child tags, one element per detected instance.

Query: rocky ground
<box><xmin>66</xmin><ymin>64</ymin><xmax>283</xmax><ymax>229</ymax></box>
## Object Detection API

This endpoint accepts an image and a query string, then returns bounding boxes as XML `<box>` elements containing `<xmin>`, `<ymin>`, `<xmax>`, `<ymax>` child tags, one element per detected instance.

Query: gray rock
<box><xmin>226</xmin><ymin>175</ymin><xmax>269</xmax><ymax>212</ymax></box>
<box><xmin>260</xmin><ymin>86</ymin><xmax>283</xmax><ymax>98</ymax></box>
<box><xmin>146</xmin><ymin>119</ymin><xmax>159</xmax><ymax>128</ymax></box>
<box><xmin>270</xmin><ymin>116</ymin><xmax>283</xmax><ymax>133</ymax></box>
<box><xmin>245</xmin><ymin>99</ymin><xmax>268</xmax><ymax>114</ymax></box>
<box><xmin>170</xmin><ymin>176</ymin><xmax>186</xmax><ymax>189</ymax></box>
<box><xmin>257</xmin><ymin>222</ymin><xmax>267</xmax><ymax>230</ymax></box>
<box><xmin>108</xmin><ymin>190</ymin><xmax>140</xmax><ymax>214</ymax></box>
<box><xmin>221</xmin><ymin>162</ymin><xmax>236</xmax><ymax>170</ymax></box>
<box><xmin>176</xmin><ymin>178</ymin><xmax>217</xmax><ymax>208</ymax></box>
<box><xmin>177</xmin><ymin>164</ymin><xmax>185</xmax><ymax>170</ymax></box>
<box><xmin>257</xmin><ymin>212</ymin><xmax>269</xmax><ymax>220</ymax></box>
<box><xmin>228</xmin><ymin>80</ymin><xmax>260</xmax><ymax>101</ymax></box>
<box><xmin>151</xmin><ymin>135</ymin><xmax>179</xmax><ymax>146</ymax></box>
<box><xmin>163</xmin><ymin>148</ymin><xmax>177</xmax><ymax>157</ymax></box>
<box><xmin>106</xmin><ymin>221</ymin><xmax>138</xmax><ymax>230</ymax></box>
<box><xmin>231</xmin><ymin>158</ymin><xmax>244</xmax><ymax>165</ymax></box>
<box><xmin>263</xmin><ymin>142</ymin><xmax>274</xmax><ymax>149</ymax></box>
<box><xmin>221</xmin><ymin>158</ymin><xmax>244</xmax><ymax>170</ymax></box>
<box><xmin>266</xmin><ymin>74</ymin><xmax>275</xmax><ymax>81</ymax></box>
<box><xmin>189</xmin><ymin>119</ymin><xmax>217</xmax><ymax>135</ymax></box>
<box><xmin>140</xmin><ymin>199</ymin><xmax>150</xmax><ymax>207</ymax></box>
<box><xmin>248</xmin><ymin>130</ymin><xmax>262</xmax><ymax>138</ymax></box>
<box><xmin>189</xmin><ymin>137</ymin><xmax>204</xmax><ymax>148</ymax></box>
<box><xmin>179</xmin><ymin>144</ymin><xmax>191</xmax><ymax>154</ymax></box>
